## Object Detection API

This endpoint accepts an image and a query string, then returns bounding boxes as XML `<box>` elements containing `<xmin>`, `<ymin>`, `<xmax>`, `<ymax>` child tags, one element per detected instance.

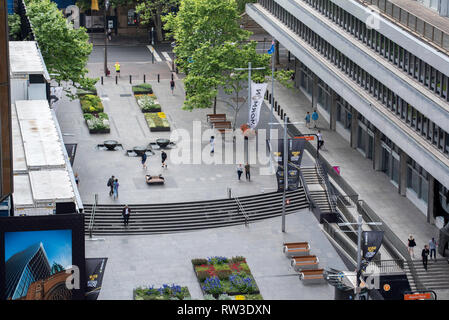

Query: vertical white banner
<box><xmin>248</xmin><ymin>81</ymin><xmax>267</xmax><ymax>129</ymax></box>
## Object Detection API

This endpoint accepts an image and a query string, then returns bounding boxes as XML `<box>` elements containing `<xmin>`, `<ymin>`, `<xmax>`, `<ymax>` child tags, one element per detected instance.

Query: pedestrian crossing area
<box><xmin>146</xmin><ymin>45</ymin><xmax>174</xmax><ymax>62</ymax></box>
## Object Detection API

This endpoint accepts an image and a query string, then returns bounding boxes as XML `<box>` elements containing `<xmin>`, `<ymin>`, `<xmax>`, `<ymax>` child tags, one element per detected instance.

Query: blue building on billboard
<box><xmin>7</xmin><ymin>0</ymin><xmax>14</xmax><ymax>14</ymax></box>
<box><xmin>5</xmin><ymin>242</ymin><xmax>52</xmax><ymax>300</ymax></box>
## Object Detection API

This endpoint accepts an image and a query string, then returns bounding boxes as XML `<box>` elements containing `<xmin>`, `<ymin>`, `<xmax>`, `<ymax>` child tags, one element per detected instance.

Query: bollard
<box><xmin>171</xmin><ymin>73</ymin><xmax>174</xmax><ymax>81</ymax></box>
<box><xmin>275</xmin><ymin>104</ymin><xmax>277</xmax><ymax>112</ymax></box>
<box><xmin>157</xmin><ymin>74</ymin><xmax>160</xmax><ymax>83</ymax></box>
<box><xmin>129</xmin><ymin>75</ymin><xmax>132</xmax><ymax>84</ymax></box>
<box><xmin>269</xmin><ymin>93</ymin><xmax>272</xmax><ymax>103</ymax></box>
<box><xmin>176</xmin><ymin>67</ymin><xmax>179</xmax><ymax>74</ymax></box>
<box><xmin>171</xmin><ymin>61</ymin><xmax>175</xmax><ymax>72</ymax></box>
<box><xmin>275</xmin><ymin>101</ymin><xmax>277</xmax><ymax>109</ymax></box>
<box><xmin>144</xmin><ymin>74</ymin><xmax>146</xmax><ymax>83</ymax></box>
<box><xmin>280</xmin><ymin>109</ymin><xmax>284</xmax><ymax>119</ymax></box>
<box><xmin>115</xmin><ymin>76</ymin><xmax>118</xmax><ymax>85</ymax></box>
<box><xmin>101</xmin><ymin>76</ymin><xmax>103</xmax><ymax>85</ymax></box>
<box><xmin>227</xmin><ymin>187</ymin><xmax>232</xmax><ymax>199</ymax></box>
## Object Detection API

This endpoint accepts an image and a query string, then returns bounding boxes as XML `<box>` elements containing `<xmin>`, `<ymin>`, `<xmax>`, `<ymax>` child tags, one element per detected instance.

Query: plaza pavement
<box><xmin>85</xmin><ymin>210</ymin><xmax>346</xmax><ymax>300</ymax></box>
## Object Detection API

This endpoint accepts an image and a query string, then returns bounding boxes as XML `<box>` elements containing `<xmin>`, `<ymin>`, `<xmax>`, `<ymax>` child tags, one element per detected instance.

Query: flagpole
<box><xmin>269</xmin><ymin>39</ymin><xmax>275</xmax><ymax>174</ymax></box>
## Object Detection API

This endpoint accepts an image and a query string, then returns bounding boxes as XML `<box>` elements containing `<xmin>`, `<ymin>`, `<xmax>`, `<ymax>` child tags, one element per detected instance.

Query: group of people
<box><xmin>237</xmin><ymin>163</ymin><xmax>251</xmax><ymax>181</ymax></box>
<box><xmin>305</xmin><ymin>110</ymin><xmax>324</xmax><ymax>151</ymax></box>
<box><xmin>140</xmin><ymin>150</ymin><xmax>168</xmax><ymax>170</ymax></box>
<box><xmin>408</xmin><ymin>235</ymin><xmax>438</xmax><ymax>270</ymax></box>
<box><xmin>107</xmin><ymin>175</ymin><xmax>120</xmax><ymax>200</ymax></box>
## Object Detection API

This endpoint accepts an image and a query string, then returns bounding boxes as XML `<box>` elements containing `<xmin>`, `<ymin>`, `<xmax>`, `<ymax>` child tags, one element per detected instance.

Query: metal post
<box><xmin>101</xmin><ymin>76</ymin><xmax>103</xmax><ymax>85</ymax></box>
<box><xmin>152</xmin><ymin>52</ymin><xmax>154</xmax><ymax>64</ymax></box>
<box><xmin>157</xmin><ymin>74</ymin><xmax>160</xmax><ymax>83</ymax></box>
<box><xmin>282</xmin><ymin>116</ymin><xmax>288</xmax><ymax>232</ymax></box>
<box><xmin>115</xmin><ymin>76</ymin><xmax>117</xmax><ymax>85</ymax></box>
<box><xmin>103</xmin><ymin>1</ymin><xmax>110</xmax><ymax>77</ymax></box>
<box><xmin>144</xmin><ymin>74</ymin><xmax>146</xmax><ymax>83</ymax></box>
<box><xmin>356</xmin><ymin>214</ymin><xmax>363</xmax><ymax>300</ymax></box>
<box><xmin>129</xmin><ymin>75</ymin><xmax>132</xmax><ymax>84</ymax></box>
<box><xmin>269</xmin><ymin>40</ymin><xmax>275</xmax><ymax>174</ymax></box>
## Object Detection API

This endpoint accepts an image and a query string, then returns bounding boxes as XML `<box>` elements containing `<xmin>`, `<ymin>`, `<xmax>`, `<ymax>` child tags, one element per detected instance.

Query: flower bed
<box><xmin>192</xmin><ymin>256</ymin><xmax>262</xmax><ymax>300</ymax></box>
<box><xmin>135</xmin><ymin>94</ymin><xmax>161</xmax><ymax>113</ymax></box>
<box><xmin>134</xmin><ymin>284</ymin><xmax>191</xmax><ymax>300</ymax></box>
<box><xmin>83</xmin><ymin>113</ymin><xmax>110</xmax><ymax>134</ymax></box>
<box><xmin>80</xmin><ymin>94</ymin><xmax>104</xmax><ymax>113</ymax></box>
<box><xmin>132</xmin><ymin>83</ymin><xmax>153</xmax><ymax>95</ymax></box>
<box><xmin>145</xmin><ymin>112</ymin><xmax>170</xmax><ymax>132</ymax></box>
<box><xmin>77</xmin><ymin>87</ymin><xmax>97</xmax><ymax>97</ymax></box>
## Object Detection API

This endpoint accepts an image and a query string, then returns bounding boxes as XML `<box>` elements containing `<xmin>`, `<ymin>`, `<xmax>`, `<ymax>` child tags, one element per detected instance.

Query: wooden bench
<box><xmin>145</xmin><ymin>175</ymin><xmax>165</xmax><ymax>185</ymax></box>
<box><xmin>283</xmin><ymin>242</ymin><xmax>310</xmax><ymax>257</ymax></box>
<box><xmin>291</xmin><ymin>255</ymin><xmax>319</xmax><ymax>271</ymax></box>
<box><xmin>207</xmin><ymin>114</ymin><xmax>226</xmax><ymax>123</ymax></box>
<box><xmin>299</xmin><ymin>269</ymin><xmax>325</xmax><ymax>284</ymax></box>
<box><xmin>213</xmin><ymin>121</ymin><xmax>232</xmax><ymax>134</ymax></box>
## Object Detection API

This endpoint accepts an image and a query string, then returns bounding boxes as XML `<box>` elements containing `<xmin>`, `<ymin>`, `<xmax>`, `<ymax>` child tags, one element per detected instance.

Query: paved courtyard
<box><xmin>85</xmin><ymin>209</ymin><xmax>347</xmax><ymax>300</ymax></box>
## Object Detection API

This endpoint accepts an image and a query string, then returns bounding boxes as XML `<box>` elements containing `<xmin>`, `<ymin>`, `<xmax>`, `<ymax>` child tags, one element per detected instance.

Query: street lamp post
<box><xmin>103</xmin><ymin>0</ymin><xmax>110</xmax><ymax>77</ymax></box>
<box><xmin>338</xmin><ymin>215</ymin><xmax>382</xmax><ymax>300</ymax></box>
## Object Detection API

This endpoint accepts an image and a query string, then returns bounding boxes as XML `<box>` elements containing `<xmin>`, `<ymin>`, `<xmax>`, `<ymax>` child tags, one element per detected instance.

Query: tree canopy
<box><xmin>135</xmin><ymin>0</ymin><xmax>179</xmax><ymax>42</ymax></box>
<box><xmin>25</xmin><ymin>0</ymin><xmax>97</xmax><ymax>92</ymax></box>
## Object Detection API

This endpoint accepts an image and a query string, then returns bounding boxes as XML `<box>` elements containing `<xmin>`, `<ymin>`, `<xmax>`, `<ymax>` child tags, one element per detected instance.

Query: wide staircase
<box><xmin>84</xmin><ymin>189</ymin><xmax>309</xmax><ymax>236</ymax></box>
<box><xmin>405</xmin><ymin>260</ymin><xmax>449</xmax><ymax>291</ymax></box>
<box><xmin>301</xmin><ymin>166</ymin><xmax>334</xmax><ymax>214</ymax></box>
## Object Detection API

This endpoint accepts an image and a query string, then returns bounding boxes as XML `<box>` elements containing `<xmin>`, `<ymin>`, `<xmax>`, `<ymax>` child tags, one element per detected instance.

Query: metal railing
<box><xmin>234</xmin><ymin>195</ymin><xmax>249</xmax><ymax>227</ymax></box>
<box><xmin>357</xmin><ymin>0</ymin><xmax>449</xmax><ymax>52</ymax></box>
<box><xmin>88</xmin><ymin>194</ymin><xmax>98</xmax><ymax>238</ymax></box>
<box><xmin>368</xmin><ymin>259</ymin><xmax>405</xmax><ymax>273</ymax></box>
<box><xmin>315</xmin><ymin>158</ymin><xmax>338</xmax><ymax>214</ymax></box>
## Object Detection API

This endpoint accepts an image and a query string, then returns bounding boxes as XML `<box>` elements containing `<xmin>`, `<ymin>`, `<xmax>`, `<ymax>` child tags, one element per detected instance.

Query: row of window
<box><xmin>300</xmin><ymin>0</ymin><xmax>449</xmax><ymax>102</ymax></box>
<box><xmin>258</xmin><ymin>0</ymin><xmax>449</xmax><ymax>157</ymax></box>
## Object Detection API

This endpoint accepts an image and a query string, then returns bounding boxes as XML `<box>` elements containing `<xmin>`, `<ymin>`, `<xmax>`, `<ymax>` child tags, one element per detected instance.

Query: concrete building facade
<box><xmin>246</xmin><ymin>0</ymin><xmax>449</xmax><ymax>226</ymax></box>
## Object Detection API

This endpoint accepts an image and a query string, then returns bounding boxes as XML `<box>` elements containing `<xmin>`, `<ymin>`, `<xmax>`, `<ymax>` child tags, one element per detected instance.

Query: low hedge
<box><xmin>134</xmin><ymin>284</ymin><xmax>190</xmax><ymax>300</ymax></box>
<box><xmin>132</xmin><ymin>83</ymin><xmax>153</xmax><ymax>94</ymax></box>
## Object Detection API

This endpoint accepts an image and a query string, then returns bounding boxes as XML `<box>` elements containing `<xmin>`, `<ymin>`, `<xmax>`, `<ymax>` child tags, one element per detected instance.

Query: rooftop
<box><xmin>8</xmin><ymin>41</ymin><xmax>50</xmax><ymax>80</ymax></box>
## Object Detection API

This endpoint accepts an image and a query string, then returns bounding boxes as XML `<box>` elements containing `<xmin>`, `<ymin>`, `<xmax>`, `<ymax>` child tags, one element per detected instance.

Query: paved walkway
<box><xmin>267</xmin><ymin>80</ymin><xmax>441</xmax><ymax>256</ymax></box>
<box><xmin>85</xmin><ymin>210</ymin><xmax>346</xmax><ymax>300</ymax></box>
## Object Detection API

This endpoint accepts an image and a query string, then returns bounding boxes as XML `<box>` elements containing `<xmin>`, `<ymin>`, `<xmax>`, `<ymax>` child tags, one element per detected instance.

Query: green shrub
<box><xmin>192</xmin><ymin>258</ymin><xmax>208</xmax><ymax>266</ymax></box>
<box><xmin>83</xmin><ymin>113</ymin><xmax>94</xmax><ymax>121</ymax></box>
<box><xmin>239</xmin><ymin>263</ymin><xmax>250</xmax><ymax>273</ymax></box>
<box><xmin>80</xmin><ymin>94</ymin><xmax>103</xmax><ymax>113</ymax></box>
<box><xmin>215</xmin><ymin>264</ymin><xmax>231</xmax><ymax>272</ymax></box>
<box><xmin>132</xmin><ymin>83</ymin><xmax>153</xmax><ymax>94</ymax></box>
<box><xmin>98</xmin><ymin>112</ymin><xmax>109</xmax><ymax>120</ymax></box>
<box><xmin>230</xmin><ymin>256</ymin><xmax>246</xmax><ymax>263</ymax></box>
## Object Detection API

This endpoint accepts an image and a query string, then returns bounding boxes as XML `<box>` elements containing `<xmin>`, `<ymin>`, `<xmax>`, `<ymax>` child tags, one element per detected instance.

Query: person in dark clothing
<box><xmin>161</xmin><ymin>151</ymin><xmax>167</xmax><ymax>168</ymax></box>
<box><xmin>141</xmin><ymin>152</ymin><xmax>147</xmax><ymax>169</ymax></box>
<box><xmin>422</xmin><ymin>245</ymin><xmax>430</xmax><ymax>271</ymax></box>
<box><xmin>170</xmin><ymin>80</ymin><xmax>175</xmax><ymax>94</ymax></box>
<box><xmin>122</xmin><ymin>205</ymin><xmax>131</xmax><ymax>227</ymax></box>
<box><xmin>408</xmin><ymin>235</ymin><xmax>417</xmax><ymax>259</ymax></box>
<box><xmin>107</xmin><ymin>175</ymin><xmax>115</xmax><ymax>196</ymax></box>
<box><xmin>237</xmin><ymin>164</ymin><xmax>243</xmax><ymax>180</ymax></box>
<box><xmin>245</xmin><ymin>163</ymin><xmax>251</xmax><ymax>181</ymax></box>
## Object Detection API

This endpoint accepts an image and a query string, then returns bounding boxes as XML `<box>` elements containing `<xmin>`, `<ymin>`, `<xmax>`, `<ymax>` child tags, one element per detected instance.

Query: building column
<box><xmin>329</xmin><ymin>91</ymin><xmax>337</xmax><ymax>131</ymax></box>
<box><xmin>427</xmin><ymin>176</ymin><xmax>436</xmax><ymax>224</ymax></box>
<box><xmin>312</xmin><ymin>74</ymin><xmax>318</xmax><ymax>110</ymax></box>
<box><xmin>350</xmin><ymin>108</ymin><xmax>358</xmax><ymax>149</ymax></box>
<box><xmin>373</xmin><ymin>129</ymin><xmax>382</xmax><ymax>171</ymax></box>
<box><xmin>294</xmin><ymin>58</ymin><xmax>300</xmax><ymax>89</ymax></box>
<box><xmin>399</xmin><ymin>149</ymin><xmax>408</xmax><ymax>197</ymax></box>
<box><xmin>275</xmin><ymin>40</ymin><xmax>280</xmax><ymax>66</ymax></box>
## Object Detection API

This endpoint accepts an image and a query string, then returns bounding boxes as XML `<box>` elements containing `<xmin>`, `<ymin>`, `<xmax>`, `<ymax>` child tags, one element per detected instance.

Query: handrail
<box><xmin>356</xmin><ymin>0</ymin><xmax>449</xmax><ymax>53</ymax></box>
<box><xmin>234</xmin><ymin>195</ymin><xmax>249</xmax><ymax>227</ymax></box>
<box><xmin>88</xmin><ymin>194</ymin><xmax>98</xmax><ymax>238</ymax></box>
<box><xmin>315</xmin><ymin>158</ymin><xmax>338</xmax><ymax>214</ymax></box>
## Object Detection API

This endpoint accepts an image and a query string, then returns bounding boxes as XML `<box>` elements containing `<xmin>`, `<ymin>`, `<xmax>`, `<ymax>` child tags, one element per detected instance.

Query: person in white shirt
<box><xmin>317</xmin><ymin>130</ymin><xmax>324</xmax><ymax>151</ymax></box>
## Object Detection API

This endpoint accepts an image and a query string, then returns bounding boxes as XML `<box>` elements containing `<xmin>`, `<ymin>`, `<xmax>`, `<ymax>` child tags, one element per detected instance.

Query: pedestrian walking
<box><xmin>408</xmin><ymin>235</ymin><xmax>417</xmax><ymax>259</ymax></box>
<box><xmin>237</xmin><ymin>164</ymin><xmax>243</xmax><ymax>181</ymax></box>
<box><xmin>107</xmin><ymin>175</ymin><xmax>115</xmax><ymax>196</ymax></box>
<box><xmin>245</xmin><ymin>163</ymin><xmax>251</xmax><ymax>181</ymax></box>
<box><xmin>74</xmin><ymin>172</ymin><xmax>80</xmax><ymax>187</ymax></box>
<box><xmin>429</xmin><ymin>238</ymin><xmax>437</xmax><ymax>261</ymax></box>
<box><xmin>210</xmin><ymin>136</ymin><xmax>215</xmax><ymax>154</ymax></box>
<box><xmin>311</xmin><ymin>110</ymin><xmax>319</xmax><ymax>128</ymax></box>
<box><xmin>161</xmin><ymin>150</ymin><xmax>168</xmax><ymax>168</ymax></box>
<box><xmin>113</xmin><ymin>178</ymin><xmax>119</xmax><ymax>200</ymax></box>
<box><xmin>141</xmin><ymin>152</ymin><xmax>147</xmax><ymax>169</ymax></box>
<box><xmin>170</xmin><ymin>79</ymin><xmax>175</xmax><ymax>94</ymax></box>
<box><xmin>114</xmin><ymin>62</ymin><xmax>120</xmax><ymax>78</ymax></box>
<box><xmin>122</xmin><ymin>205</ymin><xmax>131</xmax><ymax>227</ymax></box>
<box><xmin>107</xmin><ymin>28</ymin><xmax>112</xmax><ymax>41</ymax></box>
<box><xmin>317</xmin><ymin>130</ymin><xmax>324</xmax><ymax>151</ymax></box>
<box><xmin>305</xmin><ymin>112</ymin><xmax>311</xmax><ymax>129</ymax></box>
<box><xmin>422</xmin><ymin>245</ymin><xmax>430</xmax><ymax>271</ymax></box>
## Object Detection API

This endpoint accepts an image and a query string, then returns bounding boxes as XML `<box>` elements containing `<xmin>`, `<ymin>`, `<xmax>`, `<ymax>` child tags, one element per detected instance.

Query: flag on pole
<box><xmin>267</xmin><ymin>40</ymin><xmax>275</xmax><ymax>55</ymax></box>
<box><xmin>91</xmin><ymin>0</ymin><xmax>99</xmax><ymax>11</ymax></box>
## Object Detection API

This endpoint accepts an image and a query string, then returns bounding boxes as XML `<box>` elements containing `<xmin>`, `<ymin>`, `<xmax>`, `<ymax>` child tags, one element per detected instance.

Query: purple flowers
<box><xmin>207</xmin><ymin>256</ymin><xmax>229</xmax><ymax>265</ymax></box>
<box><xmin>229</xmin><ymin>274</ymin><xmax>257</xmax><ymax>294</ymax></box>
<box><xmin>202</xmin><ymin>276</ymin><xmax>224</xmax><ymax>295</ymax></box>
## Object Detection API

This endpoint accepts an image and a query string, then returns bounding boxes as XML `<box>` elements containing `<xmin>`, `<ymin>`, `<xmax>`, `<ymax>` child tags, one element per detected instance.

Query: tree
<box><xmin>7</xmin><ymin>14</ymin><xmax>21</xmax><ymax>40</ymax></box>
<box><xmin>135</xmin><ymin>0</ymin><xmax>179</xmax><ymax>42</ymax></box>
<box><xmin>164</xmin><ymin>0</ymin><xmax>293</xmax><ymax>128</ymax></box>
<box><xmin>25</xmin><ymin>0</ymin><xmax>97</xmax><ymax>94</ymax></box>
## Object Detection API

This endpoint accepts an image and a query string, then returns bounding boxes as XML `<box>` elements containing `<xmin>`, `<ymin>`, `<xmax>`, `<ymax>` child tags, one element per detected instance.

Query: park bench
<box><xmin>207</xmin><ymin>114</ymin><xmax>227</xmax><ymax>124</ymax></box>
<box><xmin>146</xmin><ymin>175</ymin><xmax>165</xmax><ymax>185</ymax></box>
<box><xmin>283</xmin><ymin>242</ymin><xmax>310</xmax><ymax>257</ymax></box>
<box><xmin>213</xmin><ymin>121</ymin><xmax>232</xmax><ymax>134</ymax></box>
<box><xmin>299</xmin><ymin>269</ymin><xmax>325</xmax><ymax>284</ymax></box>
<box><xmin>291</xmin><ymin>255</ymin><xmax>319</xmax><ymax>271</ymax></box>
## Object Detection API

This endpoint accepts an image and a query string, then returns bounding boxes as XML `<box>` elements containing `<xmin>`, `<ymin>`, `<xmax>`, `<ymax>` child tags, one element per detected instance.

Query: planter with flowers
<box><xmin>145</xmin><ymin>112</ymin><xmax>170</xmax><ymax>132</ymax></box>
<box><xmin>133</xmin><ymin>284</ymin><xmax>191</xmax><ymax>300</ymax></box>
<box><xmin>192</xmin><ymin>256</ymin><xmax>263</xmax><ymax>300</ymax></box>
<box><xmin>135</xmin><ymin>94</ymin><xmax>161</xmax><ymax>113</ymax></box>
